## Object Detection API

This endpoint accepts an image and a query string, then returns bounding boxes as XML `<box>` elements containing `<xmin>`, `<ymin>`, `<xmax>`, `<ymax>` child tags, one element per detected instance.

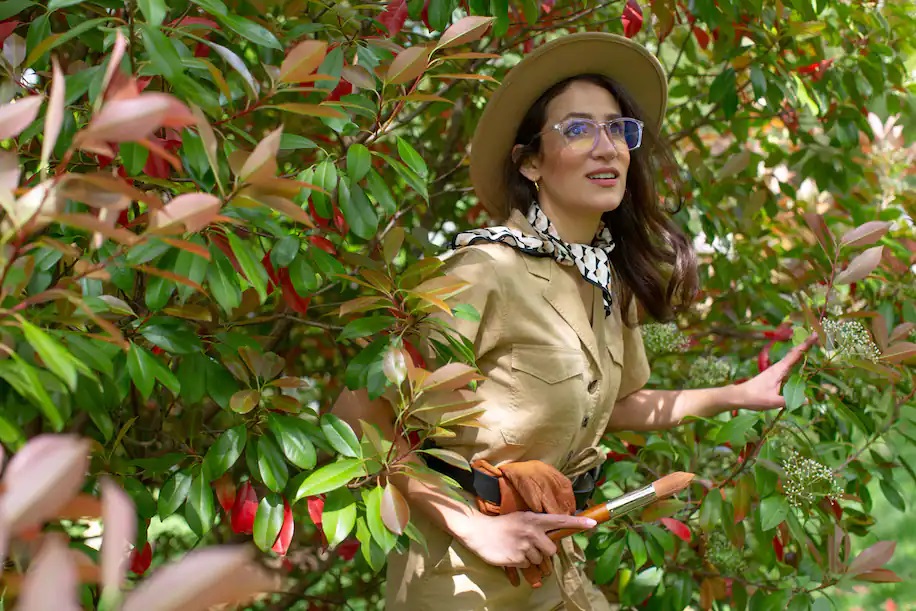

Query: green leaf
<box><xmin>339</xmin><ymin>316</ymin><xmax>397</xmax><ymax>342</ymax></box>
<box><xmin>320</xmin><ymin>413</ymin><xmax>362</xmax><ymax>458</ymax></box>
<box><xmin>452</xmin><ymin>303</ymin><xmax>481</xmax><ymax>322</ymax></box>
<box><xmin>698</xmin><ymin>489</ymin><xmax>723</xmax><ymax>532</ymax></box>
<box><xmin>138</xmin><ymin>0</ymin><xmax>167</xmax><ymax>26</ymax></box>
<box><xmin>202</xmin><ymin>425</ymin><xmax>247</xmax><ymax>480</ymax></box>
<box><xmin>289</xmin><ymin>255</ymin><xmax>320</xmax><ymax>295</ymax></box>
<box><xmin>123</xmin><ymin>478</ymin><xmax>157</xmax><ymax>520</ymax></box>
<box><xmin>185</xmin><ymin>472</ymin><xmax>216</xmax><ymax>536</ymax></box>
<box><xmin>270</xmin><ymin>236</ymin><xmax>300</xmax><ymax>269</ymax></box>
<box><xmin>749</xmin><ymin>65</ymin><xmax>768</xmax><ymax>98</ymax></box>
<box><xmin>364</xmin><ymin>485</ymin><xmax>397</xmax><ymax>554</ymax></box>
<box><xmin>217</xmin><ymin>13</ymin><xmax>282</xmax><ymax>49</ymax></box>
<box><xmin>158</xmin><ymin>469</ymin><xmax>192</xmax><ymax>519</ymax></box>
<box><xmin>21</xmin><ymin>320</ymin><xmax>90</xmax><ymax>391</ymax></box>
<box><xmin>279</xmin><ymin>134</ymin><xmax>317</xmax><ymax>151</ymax></box>
<box><xmin>127</xmin><ymin>344</ymin><xmax>156</xmax><ymax>400</ymax></box>
<box><xmin>253</xmin><ymin>492</ymin><xmax>285</xmax><ymax>552</ymax></box>
<box><xmin>227</xmin><ymin>233</ymin><xmax>268</xmax><ymax>303</ymax></box>
<box><xmin>880</xmin><ymin>477</ymin><xmax>906</xmax><ymax>511</ymax></box>
<box><xmin>293</xmin><ymin>458</ymin><xmax>365</xmax><ymax>500</ymax></box>
<box><xmin>396</xmin><ymin>137</ymin><xmax>428</xmax><ymax>179</ymax></box>
<box><xmin>322</xmin><ymin>487</ymin><xmax>357</xmax><ymax>547</ymax></box>
<box><xmin>268</xmin><ymin>414</ymin><xmax>317</xmax><ymax>470</ymax></box>
<box><xmin>25</xmin><ymin>17</ymin><xmax>109</xmax><ymax>69</ymax></box>
<box><xmin>206</xmin><ymin>243</ymin><xmax>242</xmax><ymax>314</ymax></box>
<box><xmin>346</xmin><ymin>144</ymin><xmax>371</xmax><ymax>183</ymax></box>
<box><xmin>338</xmin><ymin>182</ymin><xmax>379</xmax><ymax>241</ymax></box>
<box><xmin>310</xmin><ymin>160</ymin><xmax>338</xmax><ymax>218</ymax></box>
<box><xmin>760</xmin><ymin>496</ymin><xmax>789</xmax><ymax>531</ymax></box>
<box><xmin>140</xmin><ymin>23</ymin><xmax>183</xmax><ymax>81</ymax></box>
<box><xmin>64</xmin><ymin>334</ymin><xmax>115</xmax><ymax>378</ymax></box>
<box><xmin>139</xmin><ymin>318</ymin><xmax>203</xmax><ymax>355</ymax></box>
<box><xmin>520</xmin><ymin>0</ymin><xmax>538</xmax><ymax>23</ymax></box>
<box><xmin>594</xmin><ymin>534</ymin><xmax>626</xmax><ymax>585</ymax></box>
<box><xmin>627</xmin><ymin>529</ymin><xmax>647</xmax><ymax>569</ymax></box>
<box><xmin>257</xmin><ymin>435</ymin><xmax>289</xmax><ymax>493</ymax></box>
<box><xmin>782</xmin><ymin>374</ymin><xmax>806</xmax><ymax>411</ymax></box>
<box><xmin>715</xmin><ymin>414</ymin><xmax>758</xmax><ymax>447</ymax></box>
<box><xmin>366</xmin><ymin>169</ymin><xmax>397</xmax><ymax>215</ymax></box>
<box><xmin>190</xmin><ymin>0</ymin><xmax>228</xmax><ymax>15</ymax></box>
<box><xmin>120</xmin><ymin>141</ymin><xmax>150</xmax><ymax>175</ymax></box>
<box><xmin>0</xmin><ymin>0</ymin><xmax>34</xmax><ymax>20</ymax></box>
<box><xmin>48</xmin><ymin>0</ymin><xmax>84</xmax><ymax>8</ymax></box>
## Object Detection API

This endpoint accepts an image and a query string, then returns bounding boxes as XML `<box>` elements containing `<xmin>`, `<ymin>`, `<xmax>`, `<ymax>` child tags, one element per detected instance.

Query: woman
<box><xmin>336</xmin><ymin>32</ymin><xmax>815</xmax><ymax>611</ymax></box>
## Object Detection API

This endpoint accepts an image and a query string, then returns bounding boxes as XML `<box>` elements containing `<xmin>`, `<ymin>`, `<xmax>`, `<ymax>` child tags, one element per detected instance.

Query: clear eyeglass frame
<box><xmin>545</xmin><ymin>117</ymin><xmax>644</xmax><ymax>153</ymax></box>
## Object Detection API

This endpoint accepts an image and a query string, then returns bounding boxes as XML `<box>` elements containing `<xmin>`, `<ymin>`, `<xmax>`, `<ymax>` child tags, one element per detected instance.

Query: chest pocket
<box><xmin>503</xmin><ymin>345</ymin><xmax>587</xmax><ymax>447</ymax></box>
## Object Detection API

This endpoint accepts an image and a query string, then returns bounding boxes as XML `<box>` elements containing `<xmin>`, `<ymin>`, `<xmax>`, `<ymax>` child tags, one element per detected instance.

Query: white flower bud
<box><xmin>382</xmin><ymin>346</ymin><xmax>407</xmax><ymax>385</ymax></box>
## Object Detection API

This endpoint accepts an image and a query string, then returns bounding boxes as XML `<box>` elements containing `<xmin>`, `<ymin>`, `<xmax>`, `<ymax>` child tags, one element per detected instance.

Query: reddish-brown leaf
<box><xmin>0</xmin><ymin>95</ymin><xmax>42</xmax><ymax>140</ymax></box>
<box><xmin>835</xmin><ymin>246</ymin><xmax>883</xmax><ymax>284</ymax></box>
<box><xmin>101</xmin><ymin>478</ymin><xmax>137</xmax><ymax>593</ymax></box>
<box><xmin>417</xmin><ymin>362</ymin><xmax>483</xmax><ymax>393</ymax></box>
<box><xmin>854</xmin><ymin>568</ymin><xmax>903</xmax><ymax>583</ymax></box>
<box><xmin>279</xmin><ymin>39</ymin><xmax>328</xmax><ymax>83</ymax></box>
<box><xmin>387</xmin><ymin>45</ymin><xmax>430</xmax><ymax>85</ymax></box>
<box><xmin>132</xmin><ymin>264</ymin><xmax>206</xmax><ymax>293</ymax></box>
<box><xmin>79</xmin><ymin>95</ymin><xmax>172</xmax><ymax>143</ymax></box>
<box><xmin>660</xmin><ymin>517</ymin><xmax>691</xmax><ymax>542</ymax></box>
<box><xmin>0</xmin><ymin>435</ymin><xmax>90</xmax><ymax>535</ymax></box>
<box><xmin>270</xmin><ymin>103</ymin><xmax>347</xmax><ymax>119</ymax></box>
<box><xmin>803</xmin><ymin>212</ymin><xmax>834</xmax><ymax>255</ymax></box>
<box><xmin>100</xmin><ymin>30</ymin><xmax>128</xmax><ymax>97</ymax></box>
<box><xmin>229</xmin><ymin>389</ymin><xmax>260</xmax><ymax>414</ymax></box>
<box><xmin>121</xmin><ymin>546</ymin><xmax>278</xmax><ymax>611</ymax></box>
<box><xmin>41</xmin><ymin>57</ymin><xmax>65</xmax><ymax>175</ymax></box>
<box><xmin>881</xmin><ymin>342</ymin><xmax>916</xmax><ymax>364</ymax></box>
<box><xmin>18</xmin><ymin>535</ymin><xmax>80</xmax><ymax>611</ymax></box>
<box><xmin>0</xmin><ymin>150</ymin><xmax>20</xmax><ymax>192</ymax></box>
<box><xmin>840</xmin><ymin>220</ymin><xmax>891</xmax><ymax>248</ymax></box>
<box><xmin>239</xmin><ymin>127</ymin><xmax>283</xmax><ymax>183</ymax></box>
<box><xmin>435</xmin><ymin>16</ymin><xmax>495</xmax><ymax>50</ymax></box>
<box><xmin>150</xmin><ymin>193</ymin><xmax>221</xmax><ymax>234</ymax></box>
<box><xmin>380</xmin><ymin>483</ymin><xmax>410</xmax><ymax>535</ymax></box>
<box><xmin>848</xmin><ymin>540</ymin><xmax>895</xmax><ymax>576</ymax></box>
<box><xmin>889</xmin><ymin>322</ymin><xmax>916</xmax><ymax>343</ymax></box>
<box><xmin>341</xmin><ymin>64</ymin><xmax>376</xmax><ymax>89</ymax></box>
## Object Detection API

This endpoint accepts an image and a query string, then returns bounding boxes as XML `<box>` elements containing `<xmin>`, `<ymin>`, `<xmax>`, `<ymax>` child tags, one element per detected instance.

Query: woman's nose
<box><xmin>592</xmin><ymin>127</ymin><xmax>619</xmax><ymax>158</ymax></box>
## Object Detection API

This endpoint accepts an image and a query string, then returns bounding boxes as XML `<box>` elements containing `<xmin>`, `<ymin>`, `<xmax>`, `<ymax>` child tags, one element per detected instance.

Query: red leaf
<box><xmin>336</xmin><ymin>538</ymin><xmax>359</xmax><ymax>561</ymax></box>
<box><xmin>377</xmin><ymin>0</ymin><xmax>409</xmax><ymax>36</ymax></box>
<box><xmin>763</xmin><ymin>325</ymin><xmax>793</xmax><ymax>342</ymax></box>
<box><xmin>129</xmin><ymin>542</ymin><xmax>153</xmax><ymax>576</ymax></box>
<box><xmin>848</xmin><ymin>540</ymin><xmax>896</xmax><ymax>576</ymax></box>
<box><xmin>661</xmin><ymin>517</ymin><xmax>691</xmax><ymax>542</ymax></box>
<box><xmin>772</xmin><ymin>534</ymin><xmax>785</xmax><ymax>562</ymax></box>
<box><xmin>692</xmin><ymin>26</ymin><xmax>710</xmax><ymax>50</ymax></box>
<box><xmin>214</xmin><ymin>475</ymin><xmax>236</xmax><ymax>513</ymax></box>
<box><xmin>621</xmin><ymin>0</ymin><xmax>643</xmax><ymax>38</ymax></box>
<box><xmin>325</xmin><ymin>78</ymin><xmax>353</xmax><ymax>102</ymax></box>
<box><xmin>308</xmin><ymin>235</ymin><xmax>337</xmax><ymax>255</ymax></box>
<box><xmin>796</xmin><ymin>59</ymin><xmax>834</xmax><ymax>82</ymax></box>
<box><xmin>307</xmin><ymin>495</ymin><xmax>325</xmax><ymax>528</ymax></box>
<box><xmin>403</xmin><ymin>339</ymin><xmax>427</xmax><ymax>369</ymax></box>
<box><xmin>229</xmin><ymin>482</ymin><xmax>258</xmax><ymax>535</ymax></box>
<box><xmin>271</xmin><ymin>499</ymin><xmax>294</xmax><ymax>556</ymax></box>
<box><xmin>0</xmin><ymin>21</ymin><xmax>20</xmax><ymax>53</ymax></box>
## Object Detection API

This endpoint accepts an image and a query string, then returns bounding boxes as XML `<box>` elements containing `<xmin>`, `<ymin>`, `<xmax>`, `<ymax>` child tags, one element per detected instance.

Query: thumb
<box><xmin>531</xmin><ymin>513</ymin><xmax>597</xmax><ymax>531</ymax></box>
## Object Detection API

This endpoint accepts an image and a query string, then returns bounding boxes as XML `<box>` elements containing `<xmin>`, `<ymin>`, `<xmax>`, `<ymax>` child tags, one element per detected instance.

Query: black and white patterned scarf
<box><xmin>452</xmin><ymin>202</ymin><xmax>616</xmax><ymax>316</ymax></box>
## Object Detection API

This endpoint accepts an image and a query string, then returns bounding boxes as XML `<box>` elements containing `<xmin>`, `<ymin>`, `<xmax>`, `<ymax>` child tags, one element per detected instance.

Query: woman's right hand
<box><xmin>453</xmin><ymin>511</ymin><xmax>597</xmax><ymax>568</ymax></box>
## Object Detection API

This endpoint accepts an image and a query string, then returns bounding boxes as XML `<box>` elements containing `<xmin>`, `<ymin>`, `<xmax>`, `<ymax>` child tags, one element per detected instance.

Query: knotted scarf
<box><xmin>452</xmin><ymin>202</ymin><xmax>616</xmax><ymax>315</ymax></box>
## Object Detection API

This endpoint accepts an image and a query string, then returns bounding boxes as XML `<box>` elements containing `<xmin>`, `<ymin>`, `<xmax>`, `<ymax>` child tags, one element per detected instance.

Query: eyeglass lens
<box><xmin>560</xmin><ymin>119</ymin><xmax>641</xmax><ymax>152</ymax></box>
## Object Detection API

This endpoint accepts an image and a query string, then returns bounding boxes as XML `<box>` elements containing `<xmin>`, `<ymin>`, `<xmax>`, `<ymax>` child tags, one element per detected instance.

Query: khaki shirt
<box><xmin>386</xmin><ymin>209</ymin><xmax>651</xmax><ymax>610</ymax></box>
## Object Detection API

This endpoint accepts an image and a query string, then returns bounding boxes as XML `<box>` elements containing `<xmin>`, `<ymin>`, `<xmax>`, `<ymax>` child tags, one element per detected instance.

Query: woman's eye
<box><xmin>607</xmin><ymin>122</ymin><xmax>625</xmax><ymax>136</ymax></box>
<box><xmin>563</xmin><ymin>121</ymin><xmax>591</xmax><ymax>138</ymax></box>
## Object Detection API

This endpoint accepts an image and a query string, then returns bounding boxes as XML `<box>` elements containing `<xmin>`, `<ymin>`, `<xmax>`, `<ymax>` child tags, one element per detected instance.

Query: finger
<box><xmin>525</xmin><ymin>546</ymin><xmax>544</xmax><ymax>567</ymax></box>
<box><xmin>531</xmin><ymin>513</ymin><xmax>598</xmax><ymax>531</ymax></box>
<box><xmin>521</xmin><ymin>564</ymin><xmax>544</xmax><ymax>589</ymax></box>
<box><xmin>533</xmin><ymin>532</ymin><xmax>558</xmax><ymax>558</ymax></box>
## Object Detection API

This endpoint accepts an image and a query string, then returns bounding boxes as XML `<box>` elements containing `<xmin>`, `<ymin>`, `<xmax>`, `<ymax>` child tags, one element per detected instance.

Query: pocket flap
<box><xmin>512</xmin><ymin>346</ymin><xmax>585</xmax><ymax>383</ymax></box>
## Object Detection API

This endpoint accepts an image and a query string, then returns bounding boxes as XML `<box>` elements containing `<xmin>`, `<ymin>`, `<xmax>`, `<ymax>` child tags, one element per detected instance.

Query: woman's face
<box><xmin>522</xmin><ymin>80</ymin><xmax>630</xmax><ymax>219</ymax></box>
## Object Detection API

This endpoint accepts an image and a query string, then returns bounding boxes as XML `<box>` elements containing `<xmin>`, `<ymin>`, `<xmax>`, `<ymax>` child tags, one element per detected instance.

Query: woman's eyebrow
<box><xmin>559</xmin><ymin>111</ymin><xmax>623</xmax><ymax>121</ymax></box>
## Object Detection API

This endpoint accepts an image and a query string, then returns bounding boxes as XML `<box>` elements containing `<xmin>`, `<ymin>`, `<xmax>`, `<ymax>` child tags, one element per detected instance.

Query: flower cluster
<box><xmin>704</xmin><ymin>532</ymin><xmax>747</xmax><ymax>575</ymax></box>
<box><xmin>641</xmin><ymin>322</ymin><xmax>690</xmax><ymax>354</ymax></box>
<box><xmin>782</xmin><ymin>449</ymin><xmax>842</xmax><ymax>509</ymax></box>
<box><xmin>687</xmin><ymin>356</ymin><xmax>732</xmax><ymax>388</ymax></box>
<box><xmin>822</xmin><ymin>318</ymin><xmax>881</xmax><ymax>362</ymax></box>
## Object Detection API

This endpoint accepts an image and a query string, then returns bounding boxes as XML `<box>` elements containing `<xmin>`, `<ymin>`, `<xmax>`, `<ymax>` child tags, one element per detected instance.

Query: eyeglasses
<box><xmin>544</xmin><ymin>117</ymin><xmax>644</xmax><ymax>154</ymax></box>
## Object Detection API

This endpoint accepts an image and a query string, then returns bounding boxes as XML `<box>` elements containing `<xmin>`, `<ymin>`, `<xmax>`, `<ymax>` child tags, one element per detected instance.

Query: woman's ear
<box><xmin>512</xmin><ymin>145</ymin><xmax>540</xmax><ymax>183</ymax></box>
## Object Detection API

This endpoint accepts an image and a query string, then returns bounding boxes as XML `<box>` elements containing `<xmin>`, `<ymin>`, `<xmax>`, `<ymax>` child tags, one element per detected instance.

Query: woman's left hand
<box><xmin>736</xmin><ymin>334</ymin><xmax>818</xmax><ymax>411</ymax></box>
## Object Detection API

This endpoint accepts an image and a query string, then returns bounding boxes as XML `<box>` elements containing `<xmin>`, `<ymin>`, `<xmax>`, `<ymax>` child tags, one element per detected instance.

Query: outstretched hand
<box><xmin>738</xmin><ymin>334</ymin><xmax>818</xmax><ymax>411</ymax></box>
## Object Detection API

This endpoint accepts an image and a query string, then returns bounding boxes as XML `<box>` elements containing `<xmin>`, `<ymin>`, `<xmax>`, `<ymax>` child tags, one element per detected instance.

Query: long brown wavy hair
<box><xmin>503</xmin><ymin>74</ymin><xmax>697</xmax><ymax>324</ymax></box>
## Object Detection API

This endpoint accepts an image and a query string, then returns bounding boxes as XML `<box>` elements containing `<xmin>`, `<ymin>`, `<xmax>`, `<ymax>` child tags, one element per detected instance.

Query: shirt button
<box><xmin>581</xmin><ymin>415</ymin><xmax>590</xmax><ymax>428</ymax></box>
<box><xmin>587</xmin><ymin>380</ymin><xmax>599</xmax><ymax>393</ymax></box>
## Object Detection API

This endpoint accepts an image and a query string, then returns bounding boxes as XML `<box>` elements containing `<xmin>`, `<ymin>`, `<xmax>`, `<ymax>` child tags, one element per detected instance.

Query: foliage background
<box><xmin>0</xmin><ymin>0</ymin><xmax>914</xmax><ymax>609</ymax></box>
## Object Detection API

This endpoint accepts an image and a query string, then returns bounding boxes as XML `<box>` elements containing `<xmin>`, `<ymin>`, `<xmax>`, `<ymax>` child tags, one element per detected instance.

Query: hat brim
<box><xmin>469</xmin><ymin>33</ymin><xmax>668</xmax><ymax>220</ymax></box>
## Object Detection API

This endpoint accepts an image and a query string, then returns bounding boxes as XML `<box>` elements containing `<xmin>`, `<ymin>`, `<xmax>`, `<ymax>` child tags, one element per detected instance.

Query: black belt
<box><xmin>424</xmin><ymin>453</ymin><xmax>601</xmax><ymax>512</ymax></box>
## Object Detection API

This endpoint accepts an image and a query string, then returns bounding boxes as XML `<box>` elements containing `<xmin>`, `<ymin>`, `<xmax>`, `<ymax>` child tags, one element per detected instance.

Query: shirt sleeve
<box><xmin>416</xmin><ymin>245</ymin><xmax>505</xmax><ymax>367</ymax></box>
<box><xmin>616</xmin><ymin>304</ymin><xmax>651</xmax><ymax>399</ymax></box>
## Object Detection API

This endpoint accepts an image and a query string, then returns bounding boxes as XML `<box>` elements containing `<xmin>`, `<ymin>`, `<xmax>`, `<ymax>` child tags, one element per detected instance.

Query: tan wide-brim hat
<box><xmin>469</xmin><ymin>32</ymin><xmax>668</xmax><ymax>221</ymax></box>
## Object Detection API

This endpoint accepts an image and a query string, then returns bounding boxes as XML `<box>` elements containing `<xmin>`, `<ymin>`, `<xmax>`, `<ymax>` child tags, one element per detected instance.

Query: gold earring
<box><xmin>534</xmin><ymin>179</ymin><xmax>540</xmax><ymax>192</ymax></box>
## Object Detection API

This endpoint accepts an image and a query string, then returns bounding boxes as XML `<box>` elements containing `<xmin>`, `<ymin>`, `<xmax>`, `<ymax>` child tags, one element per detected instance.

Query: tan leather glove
<box><xmin>471</xmin><ymin>459</ymin><xmax>576</xmax><ymax>589</ymax></box>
